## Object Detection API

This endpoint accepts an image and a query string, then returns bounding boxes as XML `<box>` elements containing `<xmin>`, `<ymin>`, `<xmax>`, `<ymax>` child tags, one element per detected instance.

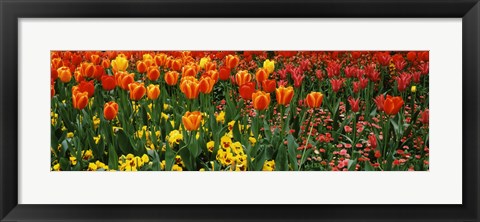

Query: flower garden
<box><xmin>50</xmin><ymin>51</ymin><xmax>429</xmax><ymax>171</ymax></box>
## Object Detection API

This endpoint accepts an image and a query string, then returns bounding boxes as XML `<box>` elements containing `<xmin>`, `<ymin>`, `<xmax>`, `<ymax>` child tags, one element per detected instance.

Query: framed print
<box><xmin>1</xmin><ymin>0</ymin><xmax>479</xmax><ymax>221</ymax></box>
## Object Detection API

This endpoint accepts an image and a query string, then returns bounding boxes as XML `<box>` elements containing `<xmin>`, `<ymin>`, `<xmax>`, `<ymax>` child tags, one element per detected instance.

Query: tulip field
<box><xmin>50</xmin><ymin>51</ymin><xmax>429</xmax><ymax>171</ymax></box>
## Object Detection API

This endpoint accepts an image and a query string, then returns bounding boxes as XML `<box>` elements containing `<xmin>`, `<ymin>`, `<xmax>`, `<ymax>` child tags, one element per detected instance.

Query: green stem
<box><xmin>298</xmin><ymin>112</ymin><xmax>314</xmax><ymax>171</ymax></box>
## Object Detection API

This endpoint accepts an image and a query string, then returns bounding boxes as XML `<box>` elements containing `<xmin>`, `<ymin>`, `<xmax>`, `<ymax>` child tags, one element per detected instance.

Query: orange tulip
<box><xmin>225</xmin><ymin>54</ymin><xmax>240</xmax><ymax>69</ymax></box>
<box><xmin>81</xmin><ymin>62</ymin><xmax>95</xmax><ymax>78</ymax></box>
<box><xmin>252</xmin><ymin>91</ymin><xmax>271</xmax><ymax>111</ymax></box>
<box><xmin>147</xmin><ymin>84</ymin><xmax>161</xmax><ymax>100</ymax></box>
<box><xmin>182</xmin><ymin>111</ymin><xmax>202</xmax><ymax>131</ymax></box>
<box><xmin>74</xmin><ymin>70</ymin><xmax>84</xmax><ymax>83</ymax></box>
<box><xmin>103</xmin><ymin>101</ymin><xmax>119</xmax><ymax>121</ymax></box>
<box><xmin>180</xmin><ymin>77</ymin><xmax>200</xmax><ymax>99</ymax></box>
<box><xmin>143</xmin><ymin>56</ymin><xmax>155</xmax><ymax>67</ymax></box>
<box><xmin>115</xmin><ymin>72</ymin><xmax>135</xmax><ymax>90</ymax></box>
<box><xmin>90</xmin><ymin>54</ymin><xmax>100</xmax><ymax>65</ymax></box>
<box><xmin>72</xmin><ymin>91</ymin><xmax>89</xmax><ymax>110</ymax></box>
<box><xmin>165</xmin><ymin>71</ymin><xmax>180</xmax><ymax>86</ymax></box>
<box><xmin>235</xmin><ymin>70</ymin><xmax>252</xmax><ymax>86</ymax></box>
<box><xmin>170</xmin><ymin>58</ymin><xmax>183</xmax><ymax>71</ymax></box>
<box><xmin>111</xmin><ymin>54</ymin><xmax>129</xmax><ymax>73</ymax></box>
<box><xmin>199</xmin><ymin>76</ymin><xmax>215</xmax><ymax>94</ymax></box>
<box><xmin>262</xmin><ymin>80</ymin><xmax>276</xmax><ymax>93</ymax></box>
<box><xmin>305</xmin><ymin>92</ymin><xmax>324</xmax><ymax>108</ymax></box>
<box><xmin>101</xmin><ymin>59</ymin><xmax>111</xmax><ymax>69</ymax></box>
<box><xmin>128</xmin><ymin>82</ymin><xmax>146</xmax><ymax>101</ymax></box>
<box><xmin>203</xmin><ymin>70</ymin><xmax>219</xmax><ymax>83</ymax></box>
<box><xmin>255</xmin><ymin>68</ymin><xmax>269</xmax><ymax>83</ymax></box>
<box><xmin>154</xmin><ymin>53</ymin><xmax>167</xmax><ymax>67</ymax></box>
<box><xmin>147</xmin><ymin>66</ymin><xmax>160</xmax><ymax>81</ymax></box>
<box><xmin>204</xmin><ymin>61</ymin><xmax>217</xmax><ymax>72</ymax></box>
<box><xmin>51</xmin><ymin>57</ymin><xmax>63</xmax><ymax>69</ymax></box>
<box><xmin>275</xmin><ymin>86</ymin><xmax>294</xmax><ymax>106</ymax></box>
<box><xmin>182</xmin><ymin>64</ymin><xmax>199</xmax><ymax>77</ymax></box>
<box><xmin>136</xmin><ymin>61</ymin><xmax>147</xmax><ymax>73</ymax></box>
<box><xmin>57</xmin><ymin>66</ymin><xmax>72</xmax><ymax>83</ymax></box>
<box><xmin>384</xmin><ymin>95</ymin><xmax>404</xmax><ymax>115</ymax></box>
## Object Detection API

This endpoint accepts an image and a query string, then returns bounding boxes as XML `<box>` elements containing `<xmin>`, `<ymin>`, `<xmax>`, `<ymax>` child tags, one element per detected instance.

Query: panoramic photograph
<box><xmin>50</xmin><ymin>50</ymin><xmax>429</xmax><ymax>171</ymax></box>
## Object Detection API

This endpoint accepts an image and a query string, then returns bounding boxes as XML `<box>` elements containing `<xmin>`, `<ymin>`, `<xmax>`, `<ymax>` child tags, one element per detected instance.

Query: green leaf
<box><xmin>165</xmin><ymin>142</ymin><xmax>175</xmax><ymax>171</ymax></box>
<box><xmin>275</xmin><ymin>144</ymin><xmax>288</xmax><ymax>171</ymax></box>
<box><xmin>263</xmin><ymin>120</ymin><xmax>272</xmax><ymax>141</ymax></box>
<box><xmin>348</xmin><ymin>159</ymin><xmax>357</xmax><ymax>171</ymax></box>
<box><xmin>59</xmin><ymin>157</ymin><xmax>70</xmax><ymax>171</ymax></box>
<box><xmin>178</xmin><ymin>146</ymin><xmax>194</xmax><ymax>171</ymax></box>
<box><xmin>252</xmin><ymin>146</ymin><xmax>267</xmax><ymax>171</ymax></box>
<box><xmin>108</xmin><ymin>144</ymin><xmax>118</xmax><ymax>170</ymax></box>
<box><xmin>116</xmin><ymin>129</ymin><xmax>134</xmax><ymax>155</ymax></box>
<box><xmin>364</xmin><ymin>162</ymin><xmax>375</xmax><ymax>171</ymax></box>
<box><xmin>286</xmin><ymin>135</ymin><xmax>299</xmax><ymax>171</ymax></box>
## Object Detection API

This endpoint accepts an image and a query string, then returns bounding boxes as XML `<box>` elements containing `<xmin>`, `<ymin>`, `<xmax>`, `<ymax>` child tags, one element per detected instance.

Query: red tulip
<box><xmin>348</xmin><ymin>97</ymin><xmax>360</xmax><ymax>112</ymax></box>
<box><xmin>78</xmin><ymin>80</ymin><xmax>95</xmax><ymax>98</ymax></box>
<box><xmin>261</xmin><ymin>80</ymin><xmax>276</xmax><ymax>93</ymax></box>
<box><xmin>420</xmin><ymin>109</ymin><xmax>429</xmax><ymax>125</ymax></box>
<box><xmin>101</xmin><ymin>75</ymin><xmax>116</xmax><ymax>91</ymax></box>
<box><xmin>373</xmin><ymin>94</ymin><xmax>386</xmax><ymax>112</ymax></box>
<box><xmin>239</xmin><ymin>82</ymin><xmax>256</xmax><ymax>100</ymax></box>
<box><xmin>330</xmin><ymin>79</ymin><xmax>343</xmax><ymax>92</ymax></box>
<box><xmin>384</xmin><ymin>95</ymin><xmax>404</xmax><ymax>115</ymax></box>
<box><xmin>219</xmin><ymin>67</ymin><xmax>231</xmax><ymax>81</ymax></box>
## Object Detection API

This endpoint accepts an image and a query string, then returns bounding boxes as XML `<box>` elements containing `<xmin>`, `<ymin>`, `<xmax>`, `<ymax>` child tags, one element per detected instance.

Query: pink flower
<box><xmin>344</xmin><ymin>125</ymin><xmax>352</xmax><ymax>133</ymax></box>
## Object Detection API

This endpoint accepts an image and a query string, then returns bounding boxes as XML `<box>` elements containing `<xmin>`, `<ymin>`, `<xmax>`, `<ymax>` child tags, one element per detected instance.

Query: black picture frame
<box><xmin>1</xmin><ymin>0</ymin><xmax>479</xmax><ymax>221</ymax></box>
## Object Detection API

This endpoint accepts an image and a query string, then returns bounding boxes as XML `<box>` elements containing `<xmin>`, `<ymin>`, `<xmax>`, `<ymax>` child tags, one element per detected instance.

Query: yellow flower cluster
<box><xmin>51</xmin><ymin>111</ymin><xmax>58</xmax><ymax>126</ymax></box>
<box><xmin>118</xmin><ymin>154</ymin><xmax>150</xmax><ymax>171</ymax></box>
<box><xmin>160</xmin><ymin>155</ymin><xmax>184</xmax><ymax>171</ymax></box>
<box><xmin>166</xmin><ymin>130</ymin><xmax>183</xmax><ymax>147</ymax></box>
<box><xmin>216</xmin><ymin>135</ymin><xmax>248</xmax><ymax>171</ymax></box>
<box><xmin>263</xmin><ymin>160</ymin><xmax>275</xmax><ymax>171</ymax></box>
<box><xmin>88</xmin><ymin>161</ymin><xmax>109</xmax><ymax>171</ymax></box>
